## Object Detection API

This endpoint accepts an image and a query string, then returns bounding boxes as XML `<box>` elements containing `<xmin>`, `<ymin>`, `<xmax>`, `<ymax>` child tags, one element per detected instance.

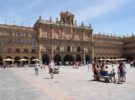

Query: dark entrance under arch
<box><xmin>14</xmin><ymin>56</ymin><xmax>20</xmax><ymax>64</ymax></box>
<box><xmin>63</xmin><ymin>55</ymin><xmax>74</xmax><ymax>65</ymax></box>
<box><xmin>54</xmin><ymin>54</ymin><xmax>62</xmax><ymax>65</ymax></box>
<box><xmin>31</xmin><ymin>57</ymin><xmax>36</xmax><ymax>64</ymax></box>
<box><xmin>42</xmin><ymin>54</ymin><xmax>49</xmax><ymax>65</ymax></box>
<box><xmin>76</xmin><ymin>55</ymin><xmax>82</xmax><ymax>62</ymax></box>
<box><xmin>126</xmin><ymin>56</ymin><xmax>132</xmax><ymax>61</ymax></box>
<box><xmin>23</xmin><ymin>57</ymin><xmax>29</xmax><ymax>64</ymax></box>
<box><xmin>0</xmin><ymin>56</ymin><xmax>3</xmax><ymax>65</ymax></box>
<box><xmin>5</xmin><ymin>56</ymin><xmax>12</xmax><ymax>64</ymax></box>
<box><xmin>85</xmin><ymin>55</ymin><xmax>91</xmax><ymax>64</ymax></box>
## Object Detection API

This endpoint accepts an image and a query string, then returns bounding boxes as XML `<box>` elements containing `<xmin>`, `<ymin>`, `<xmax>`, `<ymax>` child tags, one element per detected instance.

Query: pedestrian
<box><xmin>117</xmin><ymin>62</ymin><xmax>124</xmax><ymax>84</ymax></box>
<box><xmin>35</xmin><ymin>63</ymin><xmax>39</xmax><ymax>75</ymax></box>
<box><xmin>92</xmin><ymin>63</ymin><xmax>98</xmax><ymax>81</ymax></box>
<box><xmin>110</xmin><ymin>65</ymin><xmax>116</xmax><ymax>82</ymax></box>
<box><xmin>123</xmin><ymin>64</ymin><xmax>126</xmax><ymax>82</ymax></box>
<box><xmin>3</xmin><ymin>63</ymin><xmax>6</xmax><ymax>69</ymax></box>
<box><xmin>87</xmin><ymin>63</ymin><xmax>91</xmax><ymax>72</ymax></box>
<box><xmin>48</xmin><ymin>61</ymin><xmax>54</xmax><ymax>79</ymax></box>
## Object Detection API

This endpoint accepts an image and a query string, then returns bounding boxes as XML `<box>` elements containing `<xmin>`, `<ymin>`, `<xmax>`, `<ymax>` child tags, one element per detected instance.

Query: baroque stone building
<box><xmin>0</xmin><ymin>24</ymin><xmax>37</xmax><ymax>65</ymax></box>
<box><xmin>34</xmin><ymin>11</ymin><xmax>93</xmax><ymax>65</ymax></box>
<box><xmin>123</xmin><ymin>35</ymin><xmax>135</xmax><ymax>60</ymax></box>
<box><xmin>93</xmin><ymin>34</ymin><xmax>123</xmax><ymax>62</ymax></box>
<box><xmin>0</xmin><ymin>11</ymin><xmax>134</xmax><ymax>65</ymax></box>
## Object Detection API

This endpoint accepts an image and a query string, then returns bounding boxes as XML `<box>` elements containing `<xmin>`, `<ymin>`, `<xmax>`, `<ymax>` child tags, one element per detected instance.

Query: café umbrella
<box><xmin>19</xmin><ymin>58</ymin><xmax>28</xmax><ymax>61</ymax></box>
<box><xmin>32</xmin><ymin>59</ymin><xmax>40</xmax><ymax>61</ymax></box>
<box><xmin>3</xmin><ymin>58</ymin><xmax>14</xmax><ymax>61</ymax></box>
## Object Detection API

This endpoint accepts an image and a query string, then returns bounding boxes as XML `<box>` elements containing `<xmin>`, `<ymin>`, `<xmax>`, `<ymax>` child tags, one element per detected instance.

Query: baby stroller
<box><xmin>54</xmin><ymin>66</ymin><xmax>59</xmax><ymax>74</ymax></box>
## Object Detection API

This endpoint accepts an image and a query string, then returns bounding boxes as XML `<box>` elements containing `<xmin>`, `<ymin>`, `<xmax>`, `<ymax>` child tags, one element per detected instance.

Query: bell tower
<box><xmin>60</xmin><ymin>11</ymin><xmax>74</xmax><ymax>25</ymax></box>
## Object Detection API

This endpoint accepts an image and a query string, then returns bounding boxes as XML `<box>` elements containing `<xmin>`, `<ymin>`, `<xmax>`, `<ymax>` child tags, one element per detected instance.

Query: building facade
<box><xmin>0</xmin><ymin>24</ymin><xmax>38</xmax><ymax>65</ymax></box>
<box><xmin>34</xmin><ymin>11</ymin><xmax>93</xmax><ymax>65</ymax></box>
<box><xmin>0</xmin><ymin>11</ymin><xmax>134</xmax><ymax>65</ymax></box>
<box><xmin>93</xmin><ymin>34</ymin><xmax>123</xmax><ymax>62</ymax></box>
<box><xmin>123</xmin><ymin>35</ymin><xmax>135</xmax><ymax>61</ymax></box>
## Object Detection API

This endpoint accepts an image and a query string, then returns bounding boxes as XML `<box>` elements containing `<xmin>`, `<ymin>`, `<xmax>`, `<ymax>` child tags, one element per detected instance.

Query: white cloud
<box><xmin>76</xmin><ymin>0</ymin><xmax>134</xmax><ymax>22</ymax></box>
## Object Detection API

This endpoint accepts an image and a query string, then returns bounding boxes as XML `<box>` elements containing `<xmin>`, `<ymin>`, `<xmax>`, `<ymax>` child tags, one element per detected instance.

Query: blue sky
<box><xmin>0</xmin><ymin>0</ymin><xmax>135</xmax><ymax>36</ymax></box>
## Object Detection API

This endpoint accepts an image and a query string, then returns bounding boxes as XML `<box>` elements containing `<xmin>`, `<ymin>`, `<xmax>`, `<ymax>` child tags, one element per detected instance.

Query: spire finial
<box><xmin>39</xmin><ymin>16</ymin><xmax>41</xmax><ymax>20</ymax></box>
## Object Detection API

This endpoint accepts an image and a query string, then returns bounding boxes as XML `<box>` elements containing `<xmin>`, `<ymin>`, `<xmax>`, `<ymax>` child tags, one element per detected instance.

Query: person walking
<box><xmin>35</xmin><ymin>63</ymin><xmax>39</xmax><ymax>75</ymax></box>
<box><xmin>110</xmin><ymin>65</ymin><xmax>116</xmax><ymax>83</ymax></box>
<box><xmin>92</xmin><ymin>63</ymin><xmax>98</xmax><ymax>81</ymax></box>
<box><xmin>117</xmin><ymin>62</ymin><xmax>124</xmax><ymax>84</ymax></box>
<box><xmin>48</xmin><ymin>61</ymin><xmax>54</xmax><ymax>79</ymax></box>
<box><xmin>3</xmin><ymin>63</ymin><xmax>6</xmax><ymax>69</ymax></box>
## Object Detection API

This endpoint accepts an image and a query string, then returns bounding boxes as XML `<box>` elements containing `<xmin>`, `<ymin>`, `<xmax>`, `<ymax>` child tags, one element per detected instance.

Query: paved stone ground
<box><xmin>0</xmin><ymin>64</ymin><xmax>135</xmax><ymax>100</ymax></box>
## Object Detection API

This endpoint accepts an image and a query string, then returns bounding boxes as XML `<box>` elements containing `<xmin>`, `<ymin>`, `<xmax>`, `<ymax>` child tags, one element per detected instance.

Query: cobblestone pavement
<box><xmin>0</xmin><ymin>64</ymin><xmax>135</xmax><ymax>100</ymax></box>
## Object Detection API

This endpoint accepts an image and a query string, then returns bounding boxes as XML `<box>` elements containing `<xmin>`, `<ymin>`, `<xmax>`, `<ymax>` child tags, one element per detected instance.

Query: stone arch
<box><xmin>76</xmin><ymin>55</ymin><xmax>82</xmax><ymax>62</ymax></box>
<box><xmin>98</xmin><ymin>57</ymin><xmax>101</xmax><ymax>63</ymax></box>
<box><xmin>94</xmin><ymin>57</ymin><xmax>97</xmax><ymax>62</ymax></box>
<box><xmin>23</xmin><ymin>56</ymin><xmax>29</xmax><ymax>64</ymax></box>
<box><xmin>6</xmin><ymin>56</ymin><xmax>12</xmax><ymax>59</ymax></box>
<box><xmin>0</xmin><ymin>56</ymin><xmax>3</xmax><ymax>65</ymax></box>
<box><xmin>42</xmin><ymin>54</ymin><xmax>50</xmax><ymax>65</ymax></box>
<box><xmin>77</xmin><ymin>46</ymin><xmax>81</xmax><ymax>52</ymax></box>
<box><xmin>14</xmin><ymin>56</ymin><xmax>20</xmax><ymax>64</ymax></box>
<box><xmin>126</xmin><ymin>56</ymin><xmax>132</xmax><ymax>61</ymax></box>
<box><xmin>85</xmin><ymin>55</ymin><xmax>91</xmax><ymax>64</ymax></box>
<box><xmin>31</xmin><ymin>56</ymin><xmax>36</xmax><ymax>64</ymax></box>
<box><xmin>67</xmin><ymin>46</ymin><xmax>71</xmax><ymax>52</ymax></box>
<box><xmin>63</xmin><ymin>55</ymin><xmax>74</xmax><ymax>65</ymax></box>
<box><xmin>54</xmin><ymin>54</ymin><xmax>62</xmax><ymax>65</ymax></box>
<box><xmin>5</xmin><ymin>56</ymin><xmax>12</xmax><ymax>64</ymax></box>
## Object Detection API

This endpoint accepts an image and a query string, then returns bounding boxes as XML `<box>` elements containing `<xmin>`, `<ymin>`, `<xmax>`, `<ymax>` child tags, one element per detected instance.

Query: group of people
<box><xmin>130</xmin><ymin>61</ymin><xmax>135</xmax><ymax>68</ymax></box>
<box><xmin>92</xmin><ymin>62</ymin><xmax>126</xmax><ymax>84</ymax></box>
<box><xmin>34</xmin><ymin>61</ymin><xmax>59</xmax><ymax>79</ymax></box>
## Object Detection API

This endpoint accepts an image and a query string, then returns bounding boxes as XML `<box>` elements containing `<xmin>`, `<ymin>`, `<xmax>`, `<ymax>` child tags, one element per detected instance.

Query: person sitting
<box><xmin>92</xmin><ymin>63</ymin><xmax>98</xmax><ymax>81</ymax></box>
<box><xmin>100</xmin><ymin>66</ymin><xmax>109</xmax><ymax>76</ymax></box>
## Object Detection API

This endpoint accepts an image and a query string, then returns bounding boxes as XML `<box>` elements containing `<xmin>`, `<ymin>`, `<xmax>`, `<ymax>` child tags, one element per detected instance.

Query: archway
<box><xmin>0</xmin><ymin>56</ymin><xmax>3</xmax><ymax>65</ymax></box>
<box><xmin>5</xmin><ymin>56</ymin><xmax>12</xmax><ymax>64</ymax></box>
<box><xmin>85</xmin><ymin>55</ymin><xmax>91</xmax><ymax>64</ymax></box>
<box><xmin>42</xmin><ymin>54</ymin><xmax>50</xmax><ymax>65</ymax></box>
<box><xmin>76</xmin><ymin>55</ymin><xmax>82</xmax><ymax>62</ymax></box>
<box><xmin>23</xmin><ymin>56</ymin><xmax>29</xmax><ymax>64</ymax></box>
<box><xmin>54</xmin><ymin>54</ymin><xmax>62</xmax><ymax>65</ymax></box>
<box><xmin>126</xmin><ymin>56</ymin><xmax>133</xmax><ymax>62</ymax></box>
<box><xmin>31</xmin><ymin>57</ymin><xmax>36</xmax><ymax>64</ymax></box>
<box><xmin>14</xmin><ymin>56</ymin><xmax>20</xmax><ymax>65</ymax></box>
<box><xmin>98</xmin><ymin>57</ymin><xmax>101</xmax><ymax>63</ymax></box>
<box><xmin>94</xmin><ymin>57</ymin><xmax>97</xmax><ymax>62</ymax></box>
<box><xmin>63</xmin><ymin>55</ymin><xmax>74</xmax><ymax>65</ymax></box>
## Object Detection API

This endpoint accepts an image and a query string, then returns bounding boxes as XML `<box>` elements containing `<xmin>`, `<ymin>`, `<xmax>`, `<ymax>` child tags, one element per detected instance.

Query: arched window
<box><xmin>62</xmin><ymin>17</ymin><xmax>65</xmax><ymax>23</ymax></box>
<box><xmin>56</xmin><ymin>46</ymin><xmax>60</xmax><ymax>51</ymax></box>
<box><xmin>77</xmin><ymin>47</ymin><xmax>81</xmax><ymax>52</ymax></box>
<box><xmin>67</xmin><ymin>46</ymin><xmax>71</xmax><ymax>52</ymax></box>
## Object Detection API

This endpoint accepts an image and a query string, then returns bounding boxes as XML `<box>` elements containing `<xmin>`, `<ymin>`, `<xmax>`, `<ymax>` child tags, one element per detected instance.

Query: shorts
<box><xmin>49</xmin><ymin>68</ymin><xmax>53</xmax><ymax>73</ymax></box>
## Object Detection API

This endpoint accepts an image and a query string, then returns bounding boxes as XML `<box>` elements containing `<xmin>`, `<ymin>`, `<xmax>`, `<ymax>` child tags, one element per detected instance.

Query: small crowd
<box><xmin>34</xmin><ymin>61</ymin><xmax>59</xmax><ymax>79</ymax></box>
<box><xmin>92</xmin><ymin>62</ymin><xmax>126</xmax><ymax>84</ymax></box>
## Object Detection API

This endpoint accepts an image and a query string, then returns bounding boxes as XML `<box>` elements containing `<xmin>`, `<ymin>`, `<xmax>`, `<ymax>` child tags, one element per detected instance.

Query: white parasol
<box><xmin>3</xmin><ymin>58</ymin><xmax>14</xmax><ymax>61</ymax></box>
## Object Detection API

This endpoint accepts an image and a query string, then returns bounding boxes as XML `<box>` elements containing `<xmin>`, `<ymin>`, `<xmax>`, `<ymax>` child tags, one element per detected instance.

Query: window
<box><xmin>16</xmin><ymin>48</ymin><xmax>20</xmax><ymax>53</ymax></box>
<box><xmin>16</xmin><ymin>38</ymin><xmax>20</xmax><ymax>44</ymax></box>
<box><xmin>32</xmin><ymin>49</ymin><xmax>36</xmax><ymax>53</ymax></box>
<box><xmin>16</xmin><ymin>32</ymin><xmax>20</xmax><ymax>36</ymax></box>
<box><xmin>67</xmin><ymin>46</ymin><xmax>71</xmax><ymax>52</ymax></box>
<box><xmin>24</xmin><ymin>49</ymin><xmax>29</xmax><ymax>53</ymax></box>
<box><xmin>56</xmin><ymin>46</ymin><xmax>60</xmax><ymax>51</ymax></box>
<box><xmin>77</xmin><ymin>47</ymin><xmax>81</xmax><ymax>52</ymax></box>
<box><xmin>8</xmin><ymin>48</ymin><xmax>12</xmax><ymax>53</ymax></box>
<box><xmin>24</xmin><ymin>39</ymin><xmax>28</xmax><ymax>45</ymax></box>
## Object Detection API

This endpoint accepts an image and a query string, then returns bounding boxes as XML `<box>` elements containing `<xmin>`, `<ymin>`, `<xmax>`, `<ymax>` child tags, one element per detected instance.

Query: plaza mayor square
<box><xmin>0</xmin><ymin>0</ymin><xmax>135</xmax><ymax>100</ymax></box>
